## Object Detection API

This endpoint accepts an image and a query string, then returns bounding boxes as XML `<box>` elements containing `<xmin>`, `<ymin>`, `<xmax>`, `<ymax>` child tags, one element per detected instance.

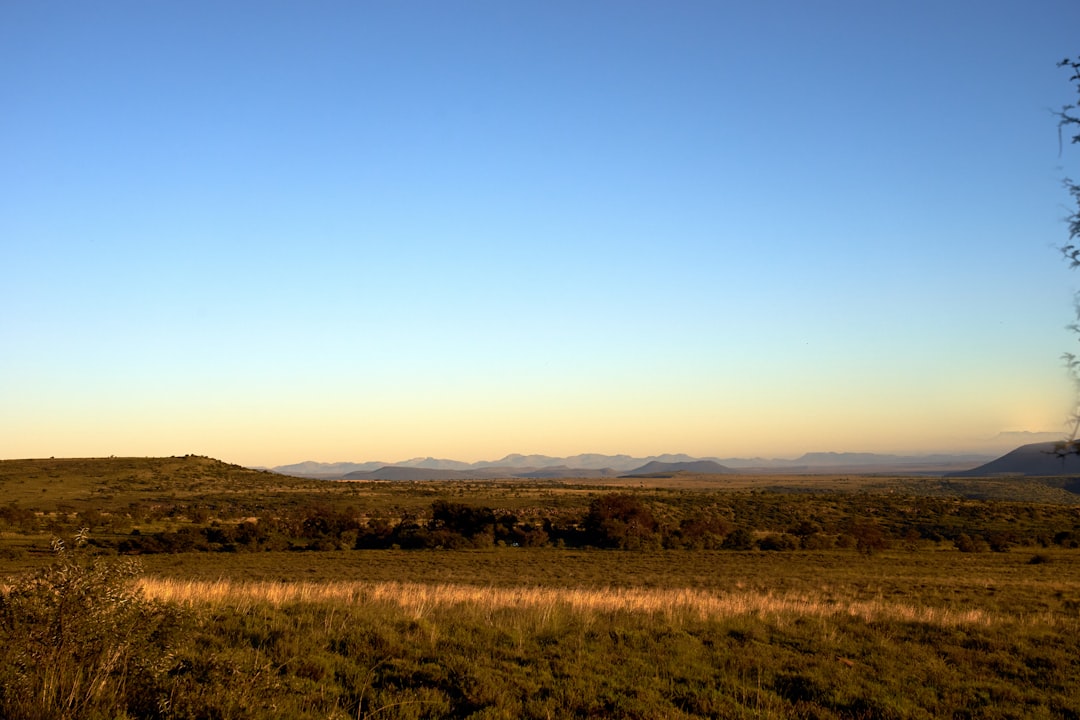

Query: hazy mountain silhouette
<box><xmin>272</xmin><ymin>460</ymin><xmax>385</xmax><ymax>478</ymax></box>
<box><xmin>396</xmin><ymin>457</ymin><xmax>475</xmax><ymax>471</ymax></box>
<box><xmin>344</xmin><ymin>466</ymin><xmax>482</xmax><ymax>481</ymax></box>
<box><xmin>472</xmin><ymin>453</ymin><xmax>700</xmax><ymax>471</ymax></box>
<box><xmin>623</xmin><ymin>460</ymin><xmax>733</xmax><ymax>477</ymax></box>
<box><xmin>516</xmin><ymin>466</ymin><xmax>621</xmax><ymax>479</ymax></box>
<box><xmin>278</xmin><ymin>454</ymin><xmax>717</xmax><ymax>477</ymax></box>
<box><xmin>274</xmin><ymin>450</ymin><xmax>1002</xmax><ymax>479</ymax></box>
<box><xmin>946</xmin><ymin>442</ymin><xmax>1080</xmax><ymax>477</ymax></box>
<box><xmin>341</xmin><ymin>465</ymin><xmax>623</xmax><ymax>480</ymax></box>
<box><xmin>476</xmin><ymin>454</ymin><xmax>562</xmax><ymax>469</ymax></box>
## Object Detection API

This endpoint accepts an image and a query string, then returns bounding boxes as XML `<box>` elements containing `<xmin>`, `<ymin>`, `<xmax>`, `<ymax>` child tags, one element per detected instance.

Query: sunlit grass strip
<box><xmin>138</xmin><ymin>577</ymin><xmax>1011</xmax><ymax>628</ymax></box>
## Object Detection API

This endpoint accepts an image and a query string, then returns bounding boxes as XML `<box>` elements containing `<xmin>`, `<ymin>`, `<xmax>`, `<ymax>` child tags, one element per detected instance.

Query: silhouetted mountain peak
<box><xmin>946</xmin><ymin>442</ymin><xmax>1080</xmax><ymax>477</ymax></box>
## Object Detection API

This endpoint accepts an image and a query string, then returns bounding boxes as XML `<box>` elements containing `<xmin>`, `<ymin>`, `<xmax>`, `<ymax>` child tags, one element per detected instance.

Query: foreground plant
<box><xmin>0</xmin><ymin>530</ymin><xmax>184</xmax><ymax>720</ymax></box>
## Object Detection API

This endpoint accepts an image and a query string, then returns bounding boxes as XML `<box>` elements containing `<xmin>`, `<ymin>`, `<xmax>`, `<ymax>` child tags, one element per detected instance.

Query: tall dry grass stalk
<box><xmin>138</xmin><ymin>577</ymin><xmax>1013</xmax><ymax>628</ymax></box>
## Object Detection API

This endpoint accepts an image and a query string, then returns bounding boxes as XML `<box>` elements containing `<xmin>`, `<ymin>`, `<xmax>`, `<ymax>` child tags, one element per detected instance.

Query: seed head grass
<box><xmin>139</xmin><ymin>576</ymin><xmax>1012</xmax><ymax>628</ymax></box>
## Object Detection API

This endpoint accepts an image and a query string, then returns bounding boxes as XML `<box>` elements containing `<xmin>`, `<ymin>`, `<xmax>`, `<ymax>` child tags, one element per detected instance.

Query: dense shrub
<box><xmin>846</xmin><ymin>521</ymin><xmax>891</xmax><ymax>555</ymax></box>
<box><xmin>671</xmin><ymin>514</ymin><xmax>733</xmax><ymax>549</ymax></box>
<box><xmin>0</xmin><ymin>503</ymin><xmax>38</xmax><ymax>532</ymax></box>
<box><xmin>430</xmin><ymin>500</ymin><xmax>496</xmax><ymax>538</ymax></box>
<box><xmin>0</xmin><ymin>532</ymin><xmax>186</xmax><ymax>720</ymax></box>
<box><xmin>721</xmin><ymin>526</ymin><xmax>756</xmax><ymax>550</ymax></box>
<box><xmin>584</xmin><ymin>493</ymin><xmax>660</xmax><ymax>550</ymax></box>
<box><xmin>758</xmin><ymin>533</ymin><xmax>800</xmax><ymax>551</ymax></box>
<box><xmin>954</xmin><ymin>533</ymin><xmax>990</xmax><ymax>553</ymax></box>
<box><xmin>1054</xmin><ymin>530</ymin><xmax>1080</xmax><ymax>548</ymax></box>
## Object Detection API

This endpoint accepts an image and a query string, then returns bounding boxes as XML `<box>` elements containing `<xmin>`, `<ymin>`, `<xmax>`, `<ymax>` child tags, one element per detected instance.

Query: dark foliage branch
<box><xmin>1058</xmin><ymin>58</ymin><xmax>1080</xmax><ymax>268</ymax></box>
<box><xmin>1058</xmin><ymin>58</ymin><xmax>1080</xmax><ymax>449</ymax></box>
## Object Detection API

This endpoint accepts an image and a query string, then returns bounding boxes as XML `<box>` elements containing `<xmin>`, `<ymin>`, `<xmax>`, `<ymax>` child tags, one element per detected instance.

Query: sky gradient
<box><xmin>3</xmin><ymin>1</ymin><xmax>1079</xmax><ymax>467</ymax></box>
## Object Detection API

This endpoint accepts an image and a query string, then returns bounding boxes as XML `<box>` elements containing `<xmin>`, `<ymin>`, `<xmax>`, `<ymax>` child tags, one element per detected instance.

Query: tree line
<box><xmin>3</xmin><ymin>491</ymin><xmax>1073</xmax><ymax>556</ymax></box>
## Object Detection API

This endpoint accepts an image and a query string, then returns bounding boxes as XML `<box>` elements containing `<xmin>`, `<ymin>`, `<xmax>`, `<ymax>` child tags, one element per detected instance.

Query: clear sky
<box><xmin>3</xmin><ymin>1</ymin><xmax>1079</xmax><ymax>467</ymax></box>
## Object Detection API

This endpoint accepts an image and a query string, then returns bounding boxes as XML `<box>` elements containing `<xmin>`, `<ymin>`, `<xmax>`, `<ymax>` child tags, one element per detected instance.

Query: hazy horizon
<box><xmin>288</xmin><ymin>430</ymin><xmax>1068</xmax><ymax>467</ymax></box>
<box><xmin>3</xmin><ymin>2</ymin><xmax>1078</xmax><ymax>468</ymax></box>
<box><xmin>9</xmin><ymin>429</ymin><xmax>1063</xmax><ymax>469</ymax></box>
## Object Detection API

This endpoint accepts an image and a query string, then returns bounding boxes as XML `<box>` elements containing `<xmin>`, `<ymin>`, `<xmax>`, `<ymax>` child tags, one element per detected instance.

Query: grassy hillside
<box><xmin>0</xmin><ymin>455</ymin><xmax>318</xmax><ymax>507</ymax></box>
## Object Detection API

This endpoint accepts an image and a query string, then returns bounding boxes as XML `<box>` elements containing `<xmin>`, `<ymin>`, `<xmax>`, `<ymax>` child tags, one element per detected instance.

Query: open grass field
<box><xmin>2</xmin><ymin>456</ymin><xmax>1080</xmax><ymax>718</ymax></box>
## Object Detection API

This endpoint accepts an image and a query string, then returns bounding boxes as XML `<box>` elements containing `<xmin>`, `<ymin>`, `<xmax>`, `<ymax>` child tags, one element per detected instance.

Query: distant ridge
<box><xmin>946</xmin><ymin>442</ymin><xmax>1080</xmax><ymax>477</ymax></box>
<box><xmin>515</xmin><ymin>466</ymin><xmax>620</xmax><ymax>479</ymax></box>
<box><xmin>395</xmin><ymin>457</ymin><xmax>475</xmax><ymax>471</ymax></box>
<box><xmin>344</xmin><ymin>466</ymin><xmax>477</xmax><ymax>481</ymax></box>
<box><xmin>622</xmin><ymin>460</ymin><xmax>733</xmax><ymax>477</ymax></box>
<box><xmin>272</xmin><ymin>450</ymin><xmax>1001</xmax><ymax>479</ymax></box>
<box><xmin>341</xmin><ymin>465</ymin><xmax>622</xmax><ymax>481</ymax></box>
<box><xmin>273</xmin><ymin>460</ymin><xmax>385</xmax><ymax>478</ymax></box>
<box><xmin>276</xmin><ymin>454</ymin><xmax>718</xmax><ymax>478</ymax></box>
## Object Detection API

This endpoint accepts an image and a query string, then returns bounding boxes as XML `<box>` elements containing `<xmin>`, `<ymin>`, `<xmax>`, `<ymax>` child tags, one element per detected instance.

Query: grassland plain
<box><xmin>2</xmin><ymin>456</ymin><xmax>1080</xmax><ymax>718</ymax></box>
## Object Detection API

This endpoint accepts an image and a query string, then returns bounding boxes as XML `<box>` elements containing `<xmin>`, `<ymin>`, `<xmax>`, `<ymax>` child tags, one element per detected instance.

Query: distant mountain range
<box><xmin>269</xmin><ymin>449</ymin><xmax>1006</xmax><ymax>480</ymax></box>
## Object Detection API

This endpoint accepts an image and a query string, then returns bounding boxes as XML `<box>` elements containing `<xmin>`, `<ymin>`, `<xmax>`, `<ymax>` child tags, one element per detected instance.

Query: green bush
<box><xmin>0</xmin><ymin>531</ymin><xmax>186</xmax><ymax>720</ymax></box>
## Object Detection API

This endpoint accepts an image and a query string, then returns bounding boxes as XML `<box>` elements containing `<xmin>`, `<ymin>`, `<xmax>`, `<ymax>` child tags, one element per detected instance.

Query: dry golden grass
<box><xmin>137</xmin><ymin>576</ymin><xmax>1016</xmax><ymax>628</ymax></box>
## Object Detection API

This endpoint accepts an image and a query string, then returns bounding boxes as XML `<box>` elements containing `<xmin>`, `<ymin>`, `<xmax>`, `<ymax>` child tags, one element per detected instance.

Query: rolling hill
<box><xmin>945</xmin><ymin>442</ymin><xmax>1080</xmax><ymax>477</ymax></box>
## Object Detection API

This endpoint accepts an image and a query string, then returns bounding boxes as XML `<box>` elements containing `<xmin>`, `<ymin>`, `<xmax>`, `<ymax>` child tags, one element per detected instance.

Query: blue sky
<box><xmin>2</xmin><ymin>1</ymin><xmax>1079</xmax><ymax>466</ymax></box>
